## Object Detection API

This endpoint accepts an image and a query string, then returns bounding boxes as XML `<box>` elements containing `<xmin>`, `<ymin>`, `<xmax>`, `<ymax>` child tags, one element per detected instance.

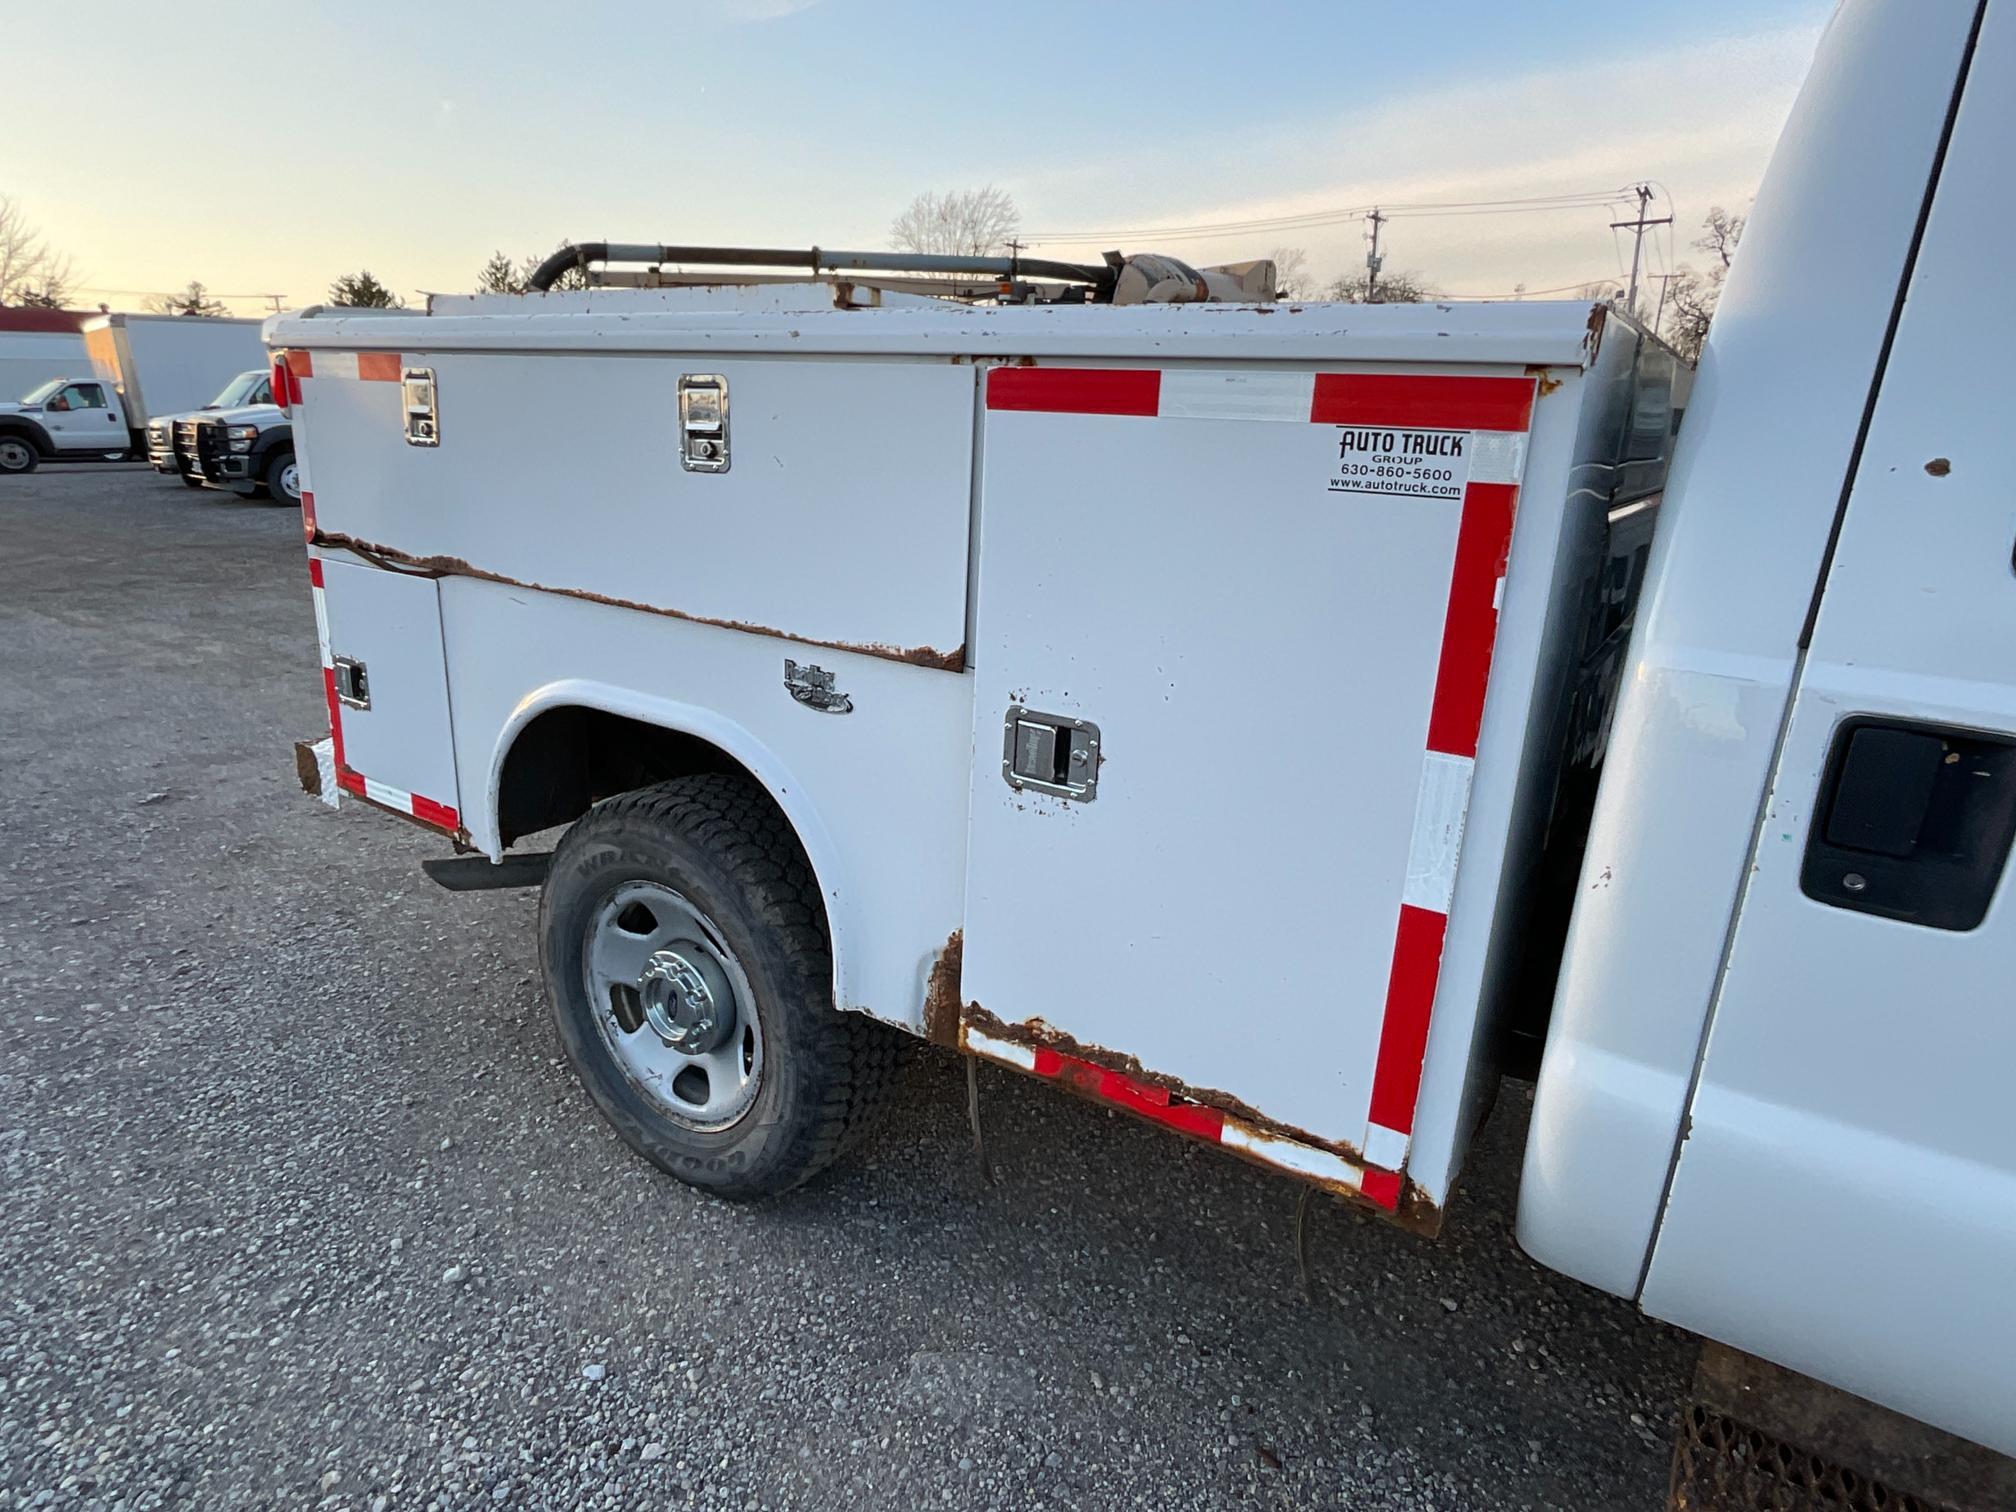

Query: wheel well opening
<box><xmin>497</xmin><ymin>706</ymin><xmax>759</xmax><ymax>848</ymax></box>
<box><xmin>0</xmin><ymin>421</ymin><xmax>49</xmax><ymax>456</ymax></box>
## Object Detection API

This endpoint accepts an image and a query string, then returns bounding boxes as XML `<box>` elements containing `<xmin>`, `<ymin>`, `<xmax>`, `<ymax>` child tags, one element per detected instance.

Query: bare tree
<box><xmin>327</xmin><ymin>270</ymin><xmax>405</xmax><ymax>309</ymax></box>
<box><xmin>1268</xmin><ymin>246</ymin><xmax>1312</xmax><ymax>301</ymax></box>
<box><xmin>890</xmin><ymin>186</ymin><xmax>1020</xmax><ymax>260</ymax></box>
<box><xmin>1660</xmin><ymin>205</ymin><xmax>1747</xmax><ymax>362</ymax></box>
<box><xmin>146</xmin><ymin>280</ymin><xmax>229</xmax><ymax>317</ymax></box>
<box><xmin>1325</xmin><ymin>269</ymin><xmax>1436</xmax><ymax>304</ymax></box>
<box><xmin>0</xmin><ymin>195</ymin><xmax>77</xmax><ymax>307</ymax></box>
<box><xmin>1575</xmin><ymin>280</ymin><xmax>1626</xmax><ymax>306</ymax></box>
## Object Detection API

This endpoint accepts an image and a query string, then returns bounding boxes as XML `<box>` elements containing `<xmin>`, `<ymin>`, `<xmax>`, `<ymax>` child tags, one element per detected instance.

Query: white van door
<box><xmin>1640</xmin><ymin>9</ymin><xmax>2016</xmax><ymax>1457</ymax></box>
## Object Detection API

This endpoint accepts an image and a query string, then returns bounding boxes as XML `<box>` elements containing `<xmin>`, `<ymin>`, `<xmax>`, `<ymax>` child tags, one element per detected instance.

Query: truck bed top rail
<box><xmin>526</xmin><ymin>241</ymin><xmax>1113</xmax><ymax>299</ymax></box>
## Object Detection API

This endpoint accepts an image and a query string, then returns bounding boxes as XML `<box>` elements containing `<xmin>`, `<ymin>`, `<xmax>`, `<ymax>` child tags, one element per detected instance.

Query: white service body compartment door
<box><xmin>298</xmin><ymin>353</ymin><xmax>974</xmax><ymax>667</ymax></box>
<box><xmin>316</xmin><ymin>557</ymin><xmax>461</xmax><ymax>827</ymax></box>
<box><xmin>959</xmin><ymin>365</ymin><xmax>1535</xmax><ymax>1210</ymax></box>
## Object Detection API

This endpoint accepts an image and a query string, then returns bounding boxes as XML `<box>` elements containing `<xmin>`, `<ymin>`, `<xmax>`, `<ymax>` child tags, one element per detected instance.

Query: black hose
<box><xmin>525</xmin><ymin>243</ymin><xmax>605</xmax><ymax>292</ymax></box>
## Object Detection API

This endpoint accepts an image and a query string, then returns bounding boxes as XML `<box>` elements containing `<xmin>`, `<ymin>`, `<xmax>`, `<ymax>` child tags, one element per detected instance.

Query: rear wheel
<box><xmin>539</xmin><ymin>773</ymin><xmax>899</xmax><ymax>1198</ymax></box>
<box><xmin>0</xmin><ymin>437</ymin><xmax>38</xmax><ymax>474</ymax></box>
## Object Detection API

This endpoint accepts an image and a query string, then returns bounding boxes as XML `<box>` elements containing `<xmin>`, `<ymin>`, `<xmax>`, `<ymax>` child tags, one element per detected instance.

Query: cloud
<box><xmin>1013</xmin><ymin>19</ymin><xmax>1821</xmax><ymax>296</ymax></box>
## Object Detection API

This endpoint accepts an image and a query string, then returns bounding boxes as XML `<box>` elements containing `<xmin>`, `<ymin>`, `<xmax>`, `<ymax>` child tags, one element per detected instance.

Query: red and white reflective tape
<box><xmin>983</xmin><ymin>365</ymin><xmax>1535</xmax><ymax>1209</ymax></box>
<box><xmin>334</xmin><ymin>768</ymin><xmax>461</xmax><ymax>831</ymax></box>
<box><xmin>284</xmin><ymin>349</ymin><xmax>404</xmax><ymax>383</ymax></box>
<box><xmin>961</xmin><ymin>1025</ymin><xmax>1367</xmax><ymax>1195</ymax></box>
<box><xmin>305</xmin><ymin>555</ymin><xmax>461</xmax><ymax>836</ymax></box>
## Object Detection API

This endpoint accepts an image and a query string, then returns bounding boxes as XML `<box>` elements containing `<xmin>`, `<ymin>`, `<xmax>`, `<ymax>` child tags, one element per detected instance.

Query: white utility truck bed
<box><xmin>274</xmin><ymin>291</ymin><xmax>1678</xmax><ymax>1228</ymax></box>
<box><xmin>271</xmin><ymin>2</ymin><xmax>2016</xmax><ymax>1484</ymax></box>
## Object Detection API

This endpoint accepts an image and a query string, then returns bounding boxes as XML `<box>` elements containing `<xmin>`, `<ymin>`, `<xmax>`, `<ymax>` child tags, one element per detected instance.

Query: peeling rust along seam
<box><xmin>921</xmin><ymin>930</ymin><xmax>964</xmax><ymax>1048</ymax></box>
<box><xmin>963</xmin><ymin>1004</ymin><xmax>1347</xmax><ymax>1153</ymax></box>
<box><xmin>312</xmin><ymin>531</ymin><xmax>967</xmax><ymax>672</ymax></box>
<box><xmin>961</xmin><ymin>1004</ymin><xmax>1443</xmax><ymax>1235</ymax></box>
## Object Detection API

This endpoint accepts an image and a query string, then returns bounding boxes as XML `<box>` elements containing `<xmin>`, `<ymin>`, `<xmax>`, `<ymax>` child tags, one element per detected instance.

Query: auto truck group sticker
<box><xmin>1328</xmin><ymin>427</ymin><xmax>1471</xmax><ymax>501</ymax></box>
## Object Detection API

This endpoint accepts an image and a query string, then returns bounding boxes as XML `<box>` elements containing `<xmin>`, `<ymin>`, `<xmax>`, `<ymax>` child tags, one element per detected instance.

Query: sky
<box><xmin>9</xmin><ymin>0</ymin><xmax>1835</xmax><ymax>315</ymax></box>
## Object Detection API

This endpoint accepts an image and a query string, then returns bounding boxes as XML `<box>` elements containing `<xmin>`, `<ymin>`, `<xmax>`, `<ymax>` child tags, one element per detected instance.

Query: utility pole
<box><xmin>1365</xmin><ymin>207</ymin><xmax>1386</xmax><ymax>303</ymax></box>
<box><xmin>1650</xmin><ymin>272</ymin><xmax>1678</xmax><ymax>337</ymax></box>
<box><xmin>1611</xmin><ymin>184</ymin><xmax>1672</xmax><ymax>316</ymax></box>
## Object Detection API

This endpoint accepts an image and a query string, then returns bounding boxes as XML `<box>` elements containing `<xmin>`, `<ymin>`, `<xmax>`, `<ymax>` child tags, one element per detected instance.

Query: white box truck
<box><xmin>0</xmin><ymin>312</ymin><xmax>267</xmax><ymax>474</ymax></box>
<box><xmin>0</xmin><ymin>308</ymin><xmax>87</xmax><ymax>402</ymax></box>
<box><xmin>270</xmin><ymin>0</ymin><xmax>2016</xmax><ymax>1499</ymax></box>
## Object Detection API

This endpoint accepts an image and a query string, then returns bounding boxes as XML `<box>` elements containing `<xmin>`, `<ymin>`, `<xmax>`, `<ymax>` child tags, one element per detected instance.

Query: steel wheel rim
<box><xmin>0</xmin><ymin>440</ymin><xmax>29</xmax><ymax>470</ymax></box>
<box><xmin>279</xmin><ymin>461</ymin><xmax>300</xmax><ymax>499</ymax></box>
<box><xmin>583</xmin><ymin>881</ymin><xmax>763</xmax><ymax>1130</ymax></box>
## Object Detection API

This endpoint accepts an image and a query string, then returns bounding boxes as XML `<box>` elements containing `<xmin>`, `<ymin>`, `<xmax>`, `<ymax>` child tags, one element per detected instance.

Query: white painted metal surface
<box><xmin>0</xmin><ymin>329</ymin><xmax>86</xmax><ymax>401</ymax></box>
<box><xmin>1641</xmin><ymin>0</ymin><xmax>2016</xmax><ymax>1456</ymax></box>
<box><xmin>1516</xmin><ymin>0</ymin><xmax>1982</xmax><ymax>1297</ymax></box>
<box><xmin>270</xmin><ymin>297</ymin><xmax>1603</xmax><ymax>368</ymax></box>
<box><xmin>438</xmin><ymin>575</ymin><xmax>973</xmax><ymax>1035</ymax></box>
<box><xmin>300</xmin><ymin>353</ymin><xmax>975</xmax><ymax>664</ymax></box>
<box><xmin>279</xmin><ymin>295</ymin><xmax>1648</xmax><ymax>1207</ymax></box>
<box><xmin>962</xmin><ymin>380</ymin><xmax>1476</xmax><ymax>1156</ymax></box>
<box><xmin>317</xmin><ymin>558</ymin><xmax>460</xmax><ymax>816</ymax></box>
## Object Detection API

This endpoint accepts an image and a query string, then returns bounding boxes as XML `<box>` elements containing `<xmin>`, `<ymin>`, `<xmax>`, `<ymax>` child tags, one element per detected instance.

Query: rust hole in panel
<box><xmin>312</xmin><ymin>531</ymin><xmax>966</xmax><ymax>671</ymax></box>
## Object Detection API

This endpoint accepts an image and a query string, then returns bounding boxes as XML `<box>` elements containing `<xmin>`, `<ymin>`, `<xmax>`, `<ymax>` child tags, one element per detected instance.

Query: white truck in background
<box><xmin>0</xmin><ymin>308</ymin><xmax>87</xmax><ymax>403</ymax></box>
<box><xmin>144</xmin><ymin>368</ymin><xmax>273</xmax><ymax>483</ymax></box>
<box><xmin>0</xmin><ymin>312</ymin><xmax>266</xmax><ymax>474</ymax></box>
<box><xmin>272</xmin><ymin>1</ymin><xmax>2016</xmax><ymax>1502</ymax></box>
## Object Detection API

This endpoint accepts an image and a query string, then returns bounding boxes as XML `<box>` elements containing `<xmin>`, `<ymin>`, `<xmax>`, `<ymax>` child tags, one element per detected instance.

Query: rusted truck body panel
<box><xmin>272</xmin><ymin>294</ymin><xmax>1675</xmax><ymax>1227</ymax></box>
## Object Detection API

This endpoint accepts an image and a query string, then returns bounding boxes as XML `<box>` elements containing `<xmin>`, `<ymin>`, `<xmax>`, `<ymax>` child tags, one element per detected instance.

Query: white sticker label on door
<box><xmin>1327</xmin><ymin>427</ymin><xmax>1471</xmax><ymax>501</ymax></box>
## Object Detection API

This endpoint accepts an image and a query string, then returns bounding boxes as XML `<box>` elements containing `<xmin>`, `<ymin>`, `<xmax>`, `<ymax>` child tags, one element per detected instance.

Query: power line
<box><xmin>70</xmin><ymin>286</ymin><xmax>287</xmax><ymax>298</ymax></box>
<box><xmin>1437</xmin><ymin>275</ymin><xmax>1624</xmax><ymax>301</ymax></box>
<box><xmin>1022</xmin><ymin>186</ymin><xmax>1635</xmax><ymax>245</ymax></box>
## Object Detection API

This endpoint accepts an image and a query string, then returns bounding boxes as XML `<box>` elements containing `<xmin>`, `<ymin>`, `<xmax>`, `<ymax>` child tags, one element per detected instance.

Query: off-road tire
<box><xmin>540</xmin><ymin>772</ymin><xmax>900</xmax><ymax>1198</ymax></box>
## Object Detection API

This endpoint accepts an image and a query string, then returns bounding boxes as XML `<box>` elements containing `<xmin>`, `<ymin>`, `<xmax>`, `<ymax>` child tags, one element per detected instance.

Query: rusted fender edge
<box><xmin>312</xmin><ymin>530</ymin><xmax>966</xmax><ymax>673</ymax></box>
<box><xmin>951</xmin><ymin>982</ymin><xmax>1441</xmax><ymax>1235</ymax></box>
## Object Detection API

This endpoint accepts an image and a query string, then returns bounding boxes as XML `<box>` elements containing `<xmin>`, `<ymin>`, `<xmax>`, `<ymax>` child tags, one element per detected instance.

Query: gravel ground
<box><xmin>0</xmin><ymin>465</ymin><xmax>1695</xmax><ymax>1509</ymax></box>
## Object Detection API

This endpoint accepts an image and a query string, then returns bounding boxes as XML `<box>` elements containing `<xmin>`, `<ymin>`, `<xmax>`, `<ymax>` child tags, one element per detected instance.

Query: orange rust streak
<box><xmin>922</xmin><ymin>930</ymin><xmax>964</xmax><ymax>1046</ymax></box>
